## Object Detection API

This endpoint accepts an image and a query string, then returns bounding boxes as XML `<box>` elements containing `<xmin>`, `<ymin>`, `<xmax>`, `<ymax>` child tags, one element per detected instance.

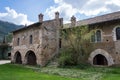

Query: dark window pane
<box><xmin>29</xmin><ymin>35</ymin><xmax>33</xmax><ymax>44</ymax></box>
<box><xmin>17</xmin><ymin>38</ymin><xmax>20</xmax><ymax>45</ymax></box>
<box><xmin>8</xmin><ymin>53</ymin><xmax>11</xmax><ymax>57</ymax></box>
<box><xmin>116</xmin><ymin>27</ymin><xmax>120</xmax><ymax>40</ymax></box>
<box><xmin>59</xmin><ymin>38</ymin><xmax>62</xmax><ymax>48</ymax></box>
<box><xmin>96</xmin><ymin>30</ymin><xmax>101</xmax><ymax>42</ymax></box>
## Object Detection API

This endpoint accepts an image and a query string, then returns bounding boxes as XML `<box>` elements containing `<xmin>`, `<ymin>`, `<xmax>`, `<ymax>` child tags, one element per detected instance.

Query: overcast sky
<box><xmin>0</xmin><ymin>0</ymin><xmax>120</xmax><ymax>25</ymax></box>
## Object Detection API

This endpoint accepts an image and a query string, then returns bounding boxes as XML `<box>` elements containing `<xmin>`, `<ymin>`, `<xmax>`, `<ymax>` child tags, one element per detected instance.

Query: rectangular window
<box><xmin>17</xmin><ymin>38</ymin><xmax>20</xmax><ymax>46</ymax></box>
<box><xmin>29</xmin><ymin>35</ymin><xmax>33</xmax><ymax>44</ymax></box>
<box><xmin>96</xmin><ymin>30</ymin><xmax>101</xmax><ymax>42</ymax></box>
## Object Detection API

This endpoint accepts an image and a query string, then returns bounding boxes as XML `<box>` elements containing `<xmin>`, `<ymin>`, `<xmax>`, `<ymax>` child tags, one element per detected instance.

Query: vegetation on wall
<box><xmin>58</xmin><ymin>25</ymin><xmax>94</xmax><ymax>67</ymax></box>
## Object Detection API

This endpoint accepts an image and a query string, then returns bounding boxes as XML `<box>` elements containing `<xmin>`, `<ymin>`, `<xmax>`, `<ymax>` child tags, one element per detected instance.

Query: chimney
<box><xmin>71</xmin><ymin>15</ymin><xmax>76</xmax><ymax>27</ymax></box>
<box><xmin>38</xmin><ymin>13</ymin><xmax>44</xmax><ymax>22</ymax></box>
<box><xmin>55</xmin><ymin>12</ymin><xmax>59</xmax><ymax>19</ymax></box>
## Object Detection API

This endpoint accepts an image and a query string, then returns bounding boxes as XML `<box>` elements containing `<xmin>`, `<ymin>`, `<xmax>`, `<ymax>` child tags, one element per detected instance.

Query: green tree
<box><xmin>6</xmin><ymin>33</ymin><xmax>13</xmax><ymax>43</ymax></box>
<box><xmin>59</xmin><ymin>25</ymin><xmax>94</xmax><ymax>66</ymax></box>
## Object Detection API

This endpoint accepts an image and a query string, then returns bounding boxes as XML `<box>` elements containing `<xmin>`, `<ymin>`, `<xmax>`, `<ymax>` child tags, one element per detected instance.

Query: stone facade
<box><xmin>88</xmin><ymin>21</ymin><xmax>120</xmax><ymax>66</ymax></box>
<box><xmin>64</xmin><ymin>11</ymin><xmax>120</xmax><ymax>66</ymax></box>
<box><xmin>12</xmin><ymin>11</ymin><xmax>120</xmax><ymax>66</ymax></box>
<box><xmin>11</xmin><ymin>12</ymin><xmax>63</xmax><ymax>66</ymax></box>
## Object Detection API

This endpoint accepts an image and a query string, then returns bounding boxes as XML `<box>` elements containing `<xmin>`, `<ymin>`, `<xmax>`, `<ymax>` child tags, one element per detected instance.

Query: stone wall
<box><xmin>40</xmin><ymin>19</ymin><xmax>63</xmax><ymax>65</ymax></box>
<box><xmin>11</xmin><ymin>12</ymin><xmax>63</xmax><ymax>66</ymax></box>
<box><xmin>11</xmin><ymin>24</ymin><xmax>41</xmax><ymax>64</ymax></box>
<box><xmin>88</xmin><ymin>20</ymin><xmax>120</xmax><ymax>66</ymax></box>
<box><xmin>62</xmin><ymin>17</ymin><xmax>120</xmax><ymax>66</ymax></box>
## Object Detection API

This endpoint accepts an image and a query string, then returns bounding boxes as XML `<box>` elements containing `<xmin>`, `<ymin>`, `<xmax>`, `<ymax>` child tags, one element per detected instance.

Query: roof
<box><xmin>64</xmin><ymin>11</ymin><xmax>120</xmax><ymax>28</ymax></box>
<box><xmin>12</xmin><ymin>22</ymin><xmax>42</xmax><ymax>33</ymax></box>
<box><xmin>12</xmin><ymin>18</ymin><xmax>63</xmax><ymax>33</ymax></box>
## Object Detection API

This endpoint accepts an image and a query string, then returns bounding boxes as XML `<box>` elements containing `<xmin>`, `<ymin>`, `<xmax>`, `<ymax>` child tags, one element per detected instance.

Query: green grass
<box><xmin>101</xmin><ymin>67</ymin><xmax>120</xmax><ymax>80</ymax></box>
<box><xmin>0</xmin><ymin>64</ymin><xmax>120</xmax><ymax>80</ymax></box>
<box><xmin>0</xmin><ymin>64</ymin><xmax>79</xmax><ymax>80</ymax></box>
<box><xmin>38</xmin><ymin>66</ymin><xmax>120</xmax><ymax>80</ymax></box>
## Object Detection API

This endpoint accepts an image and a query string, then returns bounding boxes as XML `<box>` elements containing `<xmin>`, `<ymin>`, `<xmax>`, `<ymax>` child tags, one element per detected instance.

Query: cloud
<box><xmin>0</xmin><ymin>7</ymin><xmax>33</xmax><ymax>25</ymax></box>
<box><xmin>45</xmin><ymin>0</ymin><xmax>79</xmax><ymax>23</ymax></box>
<box><xmin>45</xmin><ymin>2</ymin><xmax>78</xmax><ymax>23</ymax></box>
<box><xmin>45</xmin><ymin>0</ymin><xmax>120</xmax><ymax>23</ymax></box>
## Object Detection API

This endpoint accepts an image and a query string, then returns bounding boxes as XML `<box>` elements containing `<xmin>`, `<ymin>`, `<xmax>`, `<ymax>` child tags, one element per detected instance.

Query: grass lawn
<box><xmin>38</xmin><ymin>66</ymin><xmax>120</xmax><ymax>80</ymax></box>
<box><xmin>0</xmin><ymin>64</ymin><xmax>79</xmax><ymax>80</ymax></box>
<box><xmin>0</xmin><ymin>64</ymin><xmax>120</xmax><ymax>80</ymax></box>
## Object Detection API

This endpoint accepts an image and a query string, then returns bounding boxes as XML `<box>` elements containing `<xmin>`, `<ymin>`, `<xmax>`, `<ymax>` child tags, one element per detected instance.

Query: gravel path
<box><xmin>0</xmin><ymin>60</ymin><xmax>11</xmax><ymax>65</ymax></box>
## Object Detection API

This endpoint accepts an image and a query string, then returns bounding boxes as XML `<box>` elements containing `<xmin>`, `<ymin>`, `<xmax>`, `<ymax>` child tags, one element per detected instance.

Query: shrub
<box><xmin>58</xmin><ymin>48</ymin><xmax>77</xmax><ymax>67</ymax></box>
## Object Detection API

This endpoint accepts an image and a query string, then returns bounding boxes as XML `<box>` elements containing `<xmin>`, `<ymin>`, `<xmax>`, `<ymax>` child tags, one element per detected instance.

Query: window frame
<box><xmin>91</xmin><ymin>29</ymin><xmax>102</xmax><ymax>43</ymax></box>
<box><xmin>17</xmin><ymin>38</ymin><xmax>20</xmax><ymax>46</ymax></box>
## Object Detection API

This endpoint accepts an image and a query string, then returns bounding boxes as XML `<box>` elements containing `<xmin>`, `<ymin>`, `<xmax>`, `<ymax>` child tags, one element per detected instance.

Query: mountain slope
<box><xmin>0</xmin><ymin>20</ymin><xmax>22</xmax><ymax>42</ymax></box>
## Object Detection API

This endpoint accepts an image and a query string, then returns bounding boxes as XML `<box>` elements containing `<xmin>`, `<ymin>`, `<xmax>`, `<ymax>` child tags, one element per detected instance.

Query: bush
<box><xmin>75</xmin><ymin>63</ymin><xmax>91</xmax><ymax>69</ymax></box>
<box><xmin>58</xmin><ymin>48</ymin><xmax>77</xmax><ymax>67</ymax></box>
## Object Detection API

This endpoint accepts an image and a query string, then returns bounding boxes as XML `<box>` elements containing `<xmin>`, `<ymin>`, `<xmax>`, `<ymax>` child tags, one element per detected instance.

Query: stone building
<box><xmin>64</xmin><ymin>11</ymin><xmax>120</xmax><ymax>66</ymax></box>
<box><xmin>11</xmin><ymin>12</ymin><xmax>63</xmax><ymax>66</ymax></box>
<box><xmin>12</xmin><ymin>11</ymin><xmax>120</xmax><ymax>67</ymax></box>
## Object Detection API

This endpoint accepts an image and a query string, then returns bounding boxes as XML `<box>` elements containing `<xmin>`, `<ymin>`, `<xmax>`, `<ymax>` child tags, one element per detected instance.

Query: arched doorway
<box><xmin>25</xmin><ymin>51</ymin><xmax>37</xmax><ymax>65</ymax></box>
<box><xmin>14</xmin><ymin>51</ymin><xmax>22</xmax><ymax>64</ymax></box>
<box><xmin>88</xmin><ymin>49</ymin><xmax>114</xmax><ymax>66</ymax></box>
<box><xmin>93</xmin><ymin>54</ymin><xmax>108</xmax><ymax>65</ymax></box>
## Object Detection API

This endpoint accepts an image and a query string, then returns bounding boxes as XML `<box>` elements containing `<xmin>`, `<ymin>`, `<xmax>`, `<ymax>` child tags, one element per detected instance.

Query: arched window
<box><xmin>91</xmin><ymin>30</ymin><xmax>102</xmax><ymax>42</ymax></box>
<box><xmin>116</xmin><ymin>27</ymin><xmax>120</xmax><ymax>40</ymax></box>
<box><xmin>96</xmin><ymin>30</ymin><xmax>101</xmax><ymax>42</ymax></box>
<box><xmin>29</xmin><ymin>35</ymin><xmax>33</xmax><ymax>44</ymax></box>
<box><xmin>17</xmin><ymin>38</ymin><xmax>20</xmax><ymax>45</ymax></box>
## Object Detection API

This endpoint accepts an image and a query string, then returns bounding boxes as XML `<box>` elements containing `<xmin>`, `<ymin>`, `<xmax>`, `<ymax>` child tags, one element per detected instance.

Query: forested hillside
<box><xmin>0</xmin><ymin>20</ymin><xmax>23</xmax><ymax>42</ymax></box>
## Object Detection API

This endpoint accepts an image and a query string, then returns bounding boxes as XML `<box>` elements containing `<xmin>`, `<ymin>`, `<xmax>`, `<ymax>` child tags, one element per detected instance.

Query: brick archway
<box><xmin>25</xmin><ymin>50</ymin><xmax>37</xmax><ymax>65</ymax></box>
<box><xmin>88</xmin><ymin>49</ymin><xmax>114</xmax><ymax>66</ymax></box>
<box><xmin>14</xmin><ymin>51</ymin><xmax>22</xmax><ymax>64</ymax></box>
